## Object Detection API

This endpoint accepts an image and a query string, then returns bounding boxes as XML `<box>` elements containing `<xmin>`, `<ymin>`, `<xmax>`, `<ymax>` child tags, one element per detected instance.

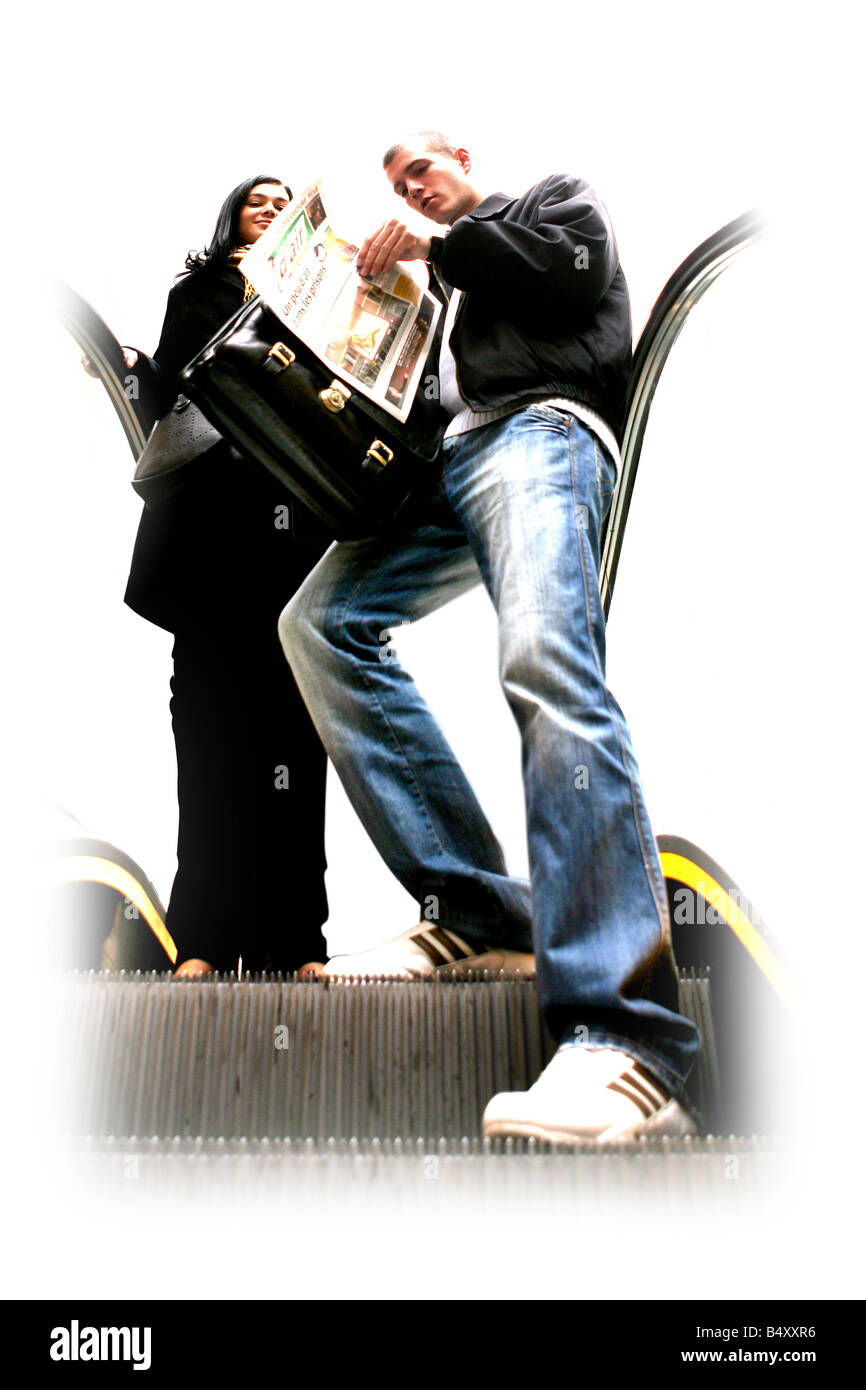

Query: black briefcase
<box><xmin>180</xmin><ymin>295</ymin><xmax>448</xmax><ymax>539</ymax></box>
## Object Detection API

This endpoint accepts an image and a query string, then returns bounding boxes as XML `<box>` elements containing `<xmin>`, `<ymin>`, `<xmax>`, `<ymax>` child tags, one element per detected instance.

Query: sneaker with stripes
<box><xmin>321</xmin><ymin>922</ymin><xmax>535</xmax><ymax>979</ymax></box>
<box><xmin>481</xmin><ymin>1044</ymin><xmax>697</xmax><ymax>1144</ymax></box>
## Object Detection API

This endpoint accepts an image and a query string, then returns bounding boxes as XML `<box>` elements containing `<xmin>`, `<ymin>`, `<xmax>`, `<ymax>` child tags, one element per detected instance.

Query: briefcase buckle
<box><xmin>366</xmin><ymin>440</ymin><xmax>394</xmax><ymax>468</ymax></box>
<box><xmin>267</xmin><ymin>342</ymin><xmax>296</xmax><ymax>370</ymax></box>
<box><xmin>319</xmin><ymin>379</ymin><xmax>352</xmax><ymax>412</ymax></box>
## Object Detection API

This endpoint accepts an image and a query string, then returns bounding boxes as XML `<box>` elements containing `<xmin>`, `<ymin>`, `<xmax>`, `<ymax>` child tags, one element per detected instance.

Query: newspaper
<box><xmin>238</xmin><ymin>180</ymin><xmax>441</xmax><ymax>423</ymax></box>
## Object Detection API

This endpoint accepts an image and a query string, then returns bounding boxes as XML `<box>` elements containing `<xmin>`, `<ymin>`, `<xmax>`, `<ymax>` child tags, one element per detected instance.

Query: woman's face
<box><xmin>236</xmin><ymin>183</ymin><xmax>290</xmax><ymax>247</ymax></box>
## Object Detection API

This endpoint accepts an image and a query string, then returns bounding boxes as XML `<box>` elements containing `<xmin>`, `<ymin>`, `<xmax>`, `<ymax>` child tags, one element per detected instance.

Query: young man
<box><xmin>279</xmin><ymin>132</ymin><xmax>700</xmax><ymax>1143</ymax></box>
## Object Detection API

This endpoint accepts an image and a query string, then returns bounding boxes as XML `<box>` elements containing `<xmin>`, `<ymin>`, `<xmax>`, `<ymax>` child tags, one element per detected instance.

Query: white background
<box><xmin>1</xmin><ymin>0</ymin><xmax>863</xmax><ymax>1303</ymax></box>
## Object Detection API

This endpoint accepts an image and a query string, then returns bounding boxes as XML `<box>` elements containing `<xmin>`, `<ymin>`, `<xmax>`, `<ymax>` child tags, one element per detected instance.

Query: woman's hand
<box><xmin>81</xmin><ymin>345</ymin><xmax>139</xmax><ymax>377</ymax></box>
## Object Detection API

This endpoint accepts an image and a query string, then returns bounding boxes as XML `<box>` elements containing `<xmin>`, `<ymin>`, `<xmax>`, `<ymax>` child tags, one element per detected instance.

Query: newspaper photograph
<box><xmin>238</xmin><ymin>180</ymin><xmax>441</xmax><ymax>423</ymax></box>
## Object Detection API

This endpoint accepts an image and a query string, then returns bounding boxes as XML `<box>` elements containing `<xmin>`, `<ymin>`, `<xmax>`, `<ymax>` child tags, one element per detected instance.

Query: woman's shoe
<box><xmin>172</xmin><ymin>957</ymin><xmax>216</xmax><ymax>979</ymax></box>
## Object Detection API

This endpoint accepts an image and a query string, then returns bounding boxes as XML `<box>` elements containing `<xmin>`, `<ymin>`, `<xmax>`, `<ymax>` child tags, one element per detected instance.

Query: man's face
<box><xmin>385</xmin><ymin>142</ymin><xmax>480</xmax><ymax>225</ymax></box>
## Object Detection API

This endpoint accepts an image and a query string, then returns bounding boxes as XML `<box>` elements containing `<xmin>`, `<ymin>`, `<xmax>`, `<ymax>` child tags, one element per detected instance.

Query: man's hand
<box><xmin>357</xmin><ymin>220</ymin><xmax>432</xmax><ymax>282</ymax></box>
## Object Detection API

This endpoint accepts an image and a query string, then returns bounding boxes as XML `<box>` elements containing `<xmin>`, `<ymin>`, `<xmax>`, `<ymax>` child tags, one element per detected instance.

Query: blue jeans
<box><xmin>280</xmin><ymin>405</ymin><xmax>699</xmax><ymax>1097</ymax></box>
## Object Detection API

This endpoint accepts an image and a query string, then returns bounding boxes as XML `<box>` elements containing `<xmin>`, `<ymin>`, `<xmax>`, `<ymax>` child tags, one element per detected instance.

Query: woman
<box><xmin>124</xmin><ymin>176</ymin><xmax>332</xmax><ymax>977</ymax></box>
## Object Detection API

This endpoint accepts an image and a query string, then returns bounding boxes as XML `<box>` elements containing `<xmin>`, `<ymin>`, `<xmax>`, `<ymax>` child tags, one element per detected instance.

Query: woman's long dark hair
<box><xmin>184</xmin><ymin>174</ymin><xmax>291</xmax><ymax>273</ymax></box>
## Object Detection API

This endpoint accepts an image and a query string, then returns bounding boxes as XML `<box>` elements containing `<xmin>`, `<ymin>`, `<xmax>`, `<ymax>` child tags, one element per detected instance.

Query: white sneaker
<box><xmin>482</xmin><ymin>1045</ymin><xmax>697</xmax><ymax>1144</ymax></box>
<box><xmin>322</xmin><ymin>922</ymin><xmax>535</xmax><ymax>980</ymax></box>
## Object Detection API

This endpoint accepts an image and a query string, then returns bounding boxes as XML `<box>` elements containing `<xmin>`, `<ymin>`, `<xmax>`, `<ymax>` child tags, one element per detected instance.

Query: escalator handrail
<box><xmin>601</xmin><ymin>209</ymin><xmax>767</xmax><ymax>615</ymax></box>
<box><xmin>53</xmin><ymin>278</ymin><xmax>150</xmax><ymax>460</ymax></box>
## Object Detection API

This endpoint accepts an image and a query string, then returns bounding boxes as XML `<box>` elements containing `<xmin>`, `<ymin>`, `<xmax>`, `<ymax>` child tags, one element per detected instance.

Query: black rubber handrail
<box><xmin>601</xmin><ymin>209</ymin><xmax>766</xmax><ymax>614</ymax></box>
<box><xmin>54</xmin><ymin>279</ymin><xmax>152</xmax><ymax>459</ymax></box>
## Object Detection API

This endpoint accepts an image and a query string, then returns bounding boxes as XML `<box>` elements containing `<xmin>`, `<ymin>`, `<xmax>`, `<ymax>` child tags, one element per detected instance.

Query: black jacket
<box><xmin>149</xmin><ymin>262</ymin><xmax>247</xmax><ymax>414</ymax></box>
<box><xmin>124</xmin><ymin>263</ymin><xmax>330</xmax><ymax>632</ymax></box>
<box><xmin>427</xmin><ymin>174</ymin><xmax>633</xmax><ymax>442</ymax></box>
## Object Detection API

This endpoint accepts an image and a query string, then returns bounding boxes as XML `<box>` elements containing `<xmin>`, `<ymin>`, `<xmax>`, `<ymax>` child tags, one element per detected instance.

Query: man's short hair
<box><xmin>382</xmin><ymin>130</ymin><xmax>460</xmax><ymax>169</ymax></box>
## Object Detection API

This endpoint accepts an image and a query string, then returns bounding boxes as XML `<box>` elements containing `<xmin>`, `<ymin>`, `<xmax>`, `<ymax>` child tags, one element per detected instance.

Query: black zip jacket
<box><xmin>427</xmin><ymin>174</ymin><xmax>633</xmax><ymax>443</ymax></box>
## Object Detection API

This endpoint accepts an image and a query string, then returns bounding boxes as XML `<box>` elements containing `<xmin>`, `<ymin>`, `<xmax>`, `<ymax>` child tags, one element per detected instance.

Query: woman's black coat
<box><xmin>123</xmin><ymin>261</ymin><xmax>331</xmax><ymax>972</ymax></box>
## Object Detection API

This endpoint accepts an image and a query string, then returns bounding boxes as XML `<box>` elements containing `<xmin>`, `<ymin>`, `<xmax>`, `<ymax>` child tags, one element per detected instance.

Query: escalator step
<box><xmin>60</xmin><ymin>968</ymin><xmax>721</xmax><ymax>1142</ymax></box>
<box><xmin>67</xmin><ymin>1132</ymin><xmax>778</xmax><ymax>1198</ymax></box>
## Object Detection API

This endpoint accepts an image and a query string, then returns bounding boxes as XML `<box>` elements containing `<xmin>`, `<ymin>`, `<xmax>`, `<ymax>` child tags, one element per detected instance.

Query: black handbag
<box><xmin>132</xmin><ymin>394</ymin><xmax>223</xmax><ymax>504</ymax></box>
<box><xmin>180</xmin><ymin>295</ymin><xmax>448</xmax><ymax>538</ymax></box>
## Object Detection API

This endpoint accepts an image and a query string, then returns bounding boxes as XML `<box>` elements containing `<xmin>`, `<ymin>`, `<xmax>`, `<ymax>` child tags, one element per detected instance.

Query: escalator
<box><xmin>50</xmin><ymin>211</ymin><xmax>793</xmax><ymax>1188</ymax></box>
